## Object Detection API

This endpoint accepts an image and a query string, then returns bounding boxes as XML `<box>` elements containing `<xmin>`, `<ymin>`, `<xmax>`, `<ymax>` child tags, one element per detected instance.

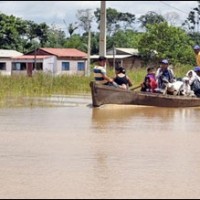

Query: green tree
<box><xmin>110</xmin><ymin>29</ymin><xmax>142</xmax><ymax>49</ymax></box>
<box><xmin>0</xmin><ymin>12</ymin><xmax>67</xmax><ymax>52</ymax></box>
<box><xmin>182</xmin><ymin>11</ymin><xmax>197</xmax><ymax>32</ymax></box>
<box><xmin>45</xmin><ymin>25</ymin><xmax>66</xmax><ymax>48</ymax></box>
<box><xmin>138</xmin><ymin>11</ymin><xmax>166</xmax><ymax>29</ymax></box>
<box><xmin>67</xmin><ymin>22</ymin><xmax>78</xmax><ymax>36</ymax></box>
<box><xmin>22</xmin><ymin>20</ymin><xmax>48</xmax><ymax>52</ymax></box>
<box><xmin>94</xmin><ymin>7</ymin><xmax>135</xmax><ymax>36</ymax></box>
<box><xmin>182</xmin><ymin>1</ymin><xmax>200</xmax><ymax>44</ymax></box>
<box><xmin>26</xmin><ymin>21</ymin><xmax>49</xmax><ymax>47</ymax></box>
<box><xmin>138</xmin><ymin>22</ymin><xmax>195</xmax><ymax>65</ymax></box>
<box><xmin>36</xmin><ymin>23</ymin><xmax>49</xmax><ymax>47</ymax></box>
<box><xmin>64</xmin><ymin>34</ymin><xmax>87</xmax><ymax>52</ymax></box>
<box><xmin>0</xmin><ymin>13</ymin><xmax>27</xmax><ymax>51</ymax></box>
<box><xmin>182</xmin><ymin>1</ymin><xmax>200</xmax><ymax>32</ymax></box>
<box><xmin>90</xmin><ymin>32</ymin><xmax>100</xmax><ymax>55</ymax></box>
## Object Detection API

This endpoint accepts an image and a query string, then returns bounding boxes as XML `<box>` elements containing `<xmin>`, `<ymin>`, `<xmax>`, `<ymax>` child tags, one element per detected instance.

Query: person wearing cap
<box><xmin>93</xmin><ymin>56</ymin><xmax>118</xmax><ymax>87</ymax></box>
<box><xmin>193</xmin><ymin>45</ymin><xmax>200</xmax><ymax>66</ymax></box>
<box><xmin>155</xmin><ymin>59</ymin><xmax>176</xmax><ymax>93</ymax></box>
<box><xmin>113</xmin><ymin>66</ymin><xmax>133</xmax><ymax>90</ymax></box>
<box><xmin>194</xmin><ymin>66</ymin><xmax>200</xmax><ymax>77</ymax></box>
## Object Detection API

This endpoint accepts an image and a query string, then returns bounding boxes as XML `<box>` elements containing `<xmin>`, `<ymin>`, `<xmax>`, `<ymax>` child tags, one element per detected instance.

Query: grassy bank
<box><xmin>0</xmin><ymin>64</ymin><xmax>194</xmax><ymax>100</ymax></box>
<box><xmin>0</xmin><ymin>73</ymin><xmax>93</xmax><ymax>99</ymax></box>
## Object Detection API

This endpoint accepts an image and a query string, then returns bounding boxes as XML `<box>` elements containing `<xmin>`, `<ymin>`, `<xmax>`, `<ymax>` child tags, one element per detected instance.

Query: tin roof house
<box><xmin>90</xmin><ymin>48</ymin><xmax>143</xmax><ymax>69</ymax></box>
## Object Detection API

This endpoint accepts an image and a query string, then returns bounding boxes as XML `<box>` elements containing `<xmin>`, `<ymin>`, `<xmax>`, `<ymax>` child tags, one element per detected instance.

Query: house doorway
<box><xmin>27</xmin><ymin>63</ymin><xmax>33</xmax><ymax>77</ymax></box>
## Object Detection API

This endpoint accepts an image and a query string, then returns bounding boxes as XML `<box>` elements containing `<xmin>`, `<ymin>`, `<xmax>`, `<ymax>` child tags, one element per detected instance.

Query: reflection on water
<box><xmin>92</xmin><ymin>104</ymin><xmax>200</xmax><ymax>134</ymax></box>
<box><xmin>1</xmin><ymin>97</ymin><xmax>200</xmax><ymax>198</ymax></box>
<box><xmin>92</xmin><ymin>104</ymin><xmax>200</xmax><ymax>121</ymax></box>
<box><xmin>91</xmin><ymin>105</ymin><xmax>200</xmax><ymax>199</ymax></box>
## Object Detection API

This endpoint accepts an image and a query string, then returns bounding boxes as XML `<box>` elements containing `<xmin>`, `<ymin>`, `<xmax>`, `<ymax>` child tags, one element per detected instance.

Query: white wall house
<box><xmin>12</xmin><ymin>48</ymin><xmax>88</xmax><ymax>76</ymax></box>
<box><xmin>11</xmin><ymin>55</ymin><xmax>56</xmax><ymax>76</ymax></box>
<box><xmin>0</xmin><ymin>50</ymin><xmax>23</xmax><ymax>76</ymax></box>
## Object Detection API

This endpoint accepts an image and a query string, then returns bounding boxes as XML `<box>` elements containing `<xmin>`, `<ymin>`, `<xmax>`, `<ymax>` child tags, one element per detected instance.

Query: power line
<box><xmin>159</xmin><ymin>1</ymin><xmax>190</xmax><ymax>15</ymax></box>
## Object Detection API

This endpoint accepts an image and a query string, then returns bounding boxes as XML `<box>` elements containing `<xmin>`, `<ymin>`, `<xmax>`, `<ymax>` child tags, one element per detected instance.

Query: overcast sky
<box><xmin>0</xmin><ymin>1</ymin><xmax>198</xmax><ymax>35</ymax></box>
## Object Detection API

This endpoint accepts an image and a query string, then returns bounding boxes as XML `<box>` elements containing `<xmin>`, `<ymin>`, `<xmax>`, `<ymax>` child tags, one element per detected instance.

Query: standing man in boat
<box><xmin>193</xmin><ymin>45</ymin><xmax>200</xmax><ymax>66</ymax></box>
<box><xmin>93</xmin><ymin>56</ymin><xmax>118</xmax><ymax>87</ymax></box>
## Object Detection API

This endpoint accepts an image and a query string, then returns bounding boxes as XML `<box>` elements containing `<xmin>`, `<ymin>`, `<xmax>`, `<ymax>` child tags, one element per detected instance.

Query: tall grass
<box><xmin>0</xmin><ymin>64</ymin><xmax>194</xmax><ymax>101</ymax></box>
<box><xmin>0</xmin><ymin>73</ymin><xmax>93</xmax><ymax>100</ymax></box>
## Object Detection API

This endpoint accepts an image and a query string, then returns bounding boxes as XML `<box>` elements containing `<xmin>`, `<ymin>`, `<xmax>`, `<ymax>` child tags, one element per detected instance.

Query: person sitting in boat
<box><xmin>141</xmin><ymin>66</ymin><xmax>157</xmax><ymax>92</ymax></box>
<box><xmin>194</xmin><ymin>66</ymin><xmax>200</xmax><ymax>78</ymax></box>
<box><xmin>141</xmin><ymin>76</ymin><xmax>152</xmax><ymax>92</ymax></box>
<box><xmin>155</xmin><ymin>59</ymin><xmax>176</xmax><ymax>94</ymax></box>
<box><xmin>93</xmin><ymin>56</ymin><xmax>118</xmax><ymax>87</ymax></box>
<box><xmin>186</xmin><ymin>67</ymin><xmax>200</xmax><ymax>97</ymax></box>
<box><xmin>113</xmin><ymin>66</ymin><xmax>133</xmax><ymax>90</ymax></box>
<box><xmin>179</xmin><ymin>76</ymin><xmax>196</xmax><ymax>97</ymax></box>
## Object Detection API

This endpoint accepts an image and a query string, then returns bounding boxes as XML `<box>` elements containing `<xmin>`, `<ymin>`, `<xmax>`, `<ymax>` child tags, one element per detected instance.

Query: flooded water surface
<box><xmin>0</xmin><ymin>96</ymin><xmax>200</xmax><ymax>199</ymax></box>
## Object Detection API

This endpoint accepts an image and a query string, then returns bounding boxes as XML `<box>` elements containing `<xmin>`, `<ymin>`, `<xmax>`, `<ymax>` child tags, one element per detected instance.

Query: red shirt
<box><xmin>146</xmin><ymin>73</ymin><xmax>157</xmax><ymax>92</ymax></box>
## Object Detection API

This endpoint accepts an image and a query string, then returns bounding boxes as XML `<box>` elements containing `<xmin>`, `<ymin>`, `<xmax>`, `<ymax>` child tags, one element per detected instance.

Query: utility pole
<box><xmin>99</xmin><ymin>1</ymin><xmax>106</xmax><ymax>58</ymax></box>
<box><xmin>34</xmin><ymin>47</ymin><xmax>37</xmax><ymax>70</ymax></box>
<box><xmin>113</xmin><ymin>44</ymin><xmax>116</xmax><ymax>70</ymax></box>
<box><xmin>87</xmin><ymin>27</ymin><xmax>91</xmax><ymax>76</ymax></box>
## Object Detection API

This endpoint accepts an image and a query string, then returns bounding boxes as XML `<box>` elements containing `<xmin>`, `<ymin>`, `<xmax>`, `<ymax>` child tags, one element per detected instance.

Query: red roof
<box><xmin>40</xmin><ymin>48</ymin><xmax>87</xmax><ymax>58</ymax></box>
<box><xmin>13</xmin><ymin>55</ymin><xmax>51</xmax><ymax>60</ymax></box>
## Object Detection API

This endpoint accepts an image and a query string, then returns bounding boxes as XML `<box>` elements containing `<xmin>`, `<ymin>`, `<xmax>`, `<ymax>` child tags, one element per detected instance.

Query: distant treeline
<box><xmin>0</xmin><ymin>3</ymin><xmax>200</xmax><ymax>65</ymax></box>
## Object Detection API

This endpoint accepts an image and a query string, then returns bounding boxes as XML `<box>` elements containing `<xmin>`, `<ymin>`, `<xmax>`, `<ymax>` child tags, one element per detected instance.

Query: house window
<box><xmin>62</xmin><ymin>62</ymin><xmax>70</xmax><ymax>71</ymax></box>
<box><xmin>12</xmin><ymin>63</ymin><xmax>26</xmax><ymax>71</ymax></box>
<box><xmin>77</xmin><ymin>62</ymin><xmax>85</xmax><ymax>71</ymax></box>
<box><xmin>36</xmin><ymin>63</ymin><xmax>43</xmax><ymax>71</ymax></box>
<box><xmin>0</xmin><ymin>63</ymin><xmax>6</xmax><ymax>70</ymax></box>
<box><xmin>16</xmin><ymin>63</ymin><xmax>20</xmax><ymax>70</ymax></box>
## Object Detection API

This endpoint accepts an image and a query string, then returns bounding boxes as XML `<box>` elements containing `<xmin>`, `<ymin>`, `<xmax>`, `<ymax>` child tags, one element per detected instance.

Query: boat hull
<box><xmin>90</xmin><ymin>81</ymin><xmax>200</xmax><ymax>108</ymax></box>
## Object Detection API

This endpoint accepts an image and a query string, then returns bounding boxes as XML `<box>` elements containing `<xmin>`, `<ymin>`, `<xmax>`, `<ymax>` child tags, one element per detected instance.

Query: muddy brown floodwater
<box><xmin>0</xmin><ymin>95</ymin><xmax>200</xmax><ymax>199</ymax></box>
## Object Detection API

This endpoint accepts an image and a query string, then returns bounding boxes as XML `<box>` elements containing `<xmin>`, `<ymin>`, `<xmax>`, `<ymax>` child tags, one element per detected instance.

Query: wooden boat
<box><xmin>90</xmin><ymin>81</ymin><xmax>200</xmax><ymax>108</ymax></box>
